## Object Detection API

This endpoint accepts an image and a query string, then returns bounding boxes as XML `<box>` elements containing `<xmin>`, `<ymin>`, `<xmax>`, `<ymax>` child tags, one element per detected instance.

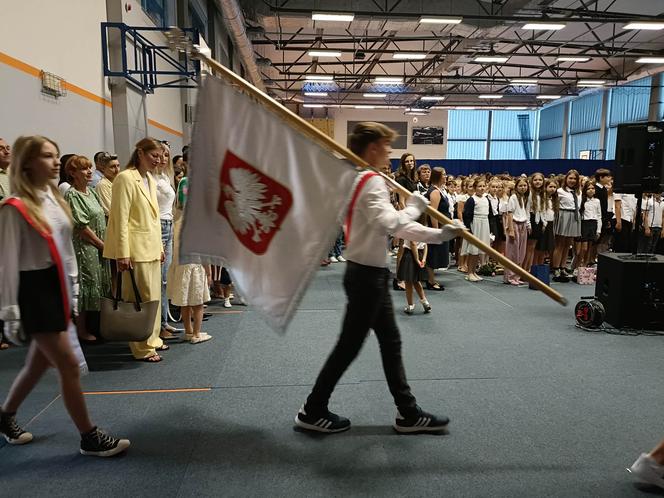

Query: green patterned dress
<box><xmin>65</xmin><ymin>188</ymin><xmax>111</xmax><ymax>311</ymax></box>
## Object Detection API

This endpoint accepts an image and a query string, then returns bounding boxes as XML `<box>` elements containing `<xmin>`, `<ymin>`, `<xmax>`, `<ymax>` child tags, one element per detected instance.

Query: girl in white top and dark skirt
<box><xmin>536</xmin><ymin>179</ymin><xmax>558</xmax><ymax>259</ymax></box>
<box><xmin>552</xmin><ymin>170</ymin><xmax>581</xmax><ymax>282</ymax></box>
<box><xmin>0</xmin><ymin>136</ymin><xmax>129</xmax><ymax>456</ymax></box>
<box><xmin>525</xmin><ymin>173</ymin><xmax>545</xmax><ymax>270</ymax></box>
<box><xmin>576</xmin><ymin>182</ymin><xmax>602</xmax><ymax>269</ymax></box>
<box><xmin>397</xmin><ymin>236</ymin><xmax>431</xmax><ymax>315</ymax></box>
<box><xmin>504</xmin><ymin>177</ymin><xmax>530</xmax><ymax>285</ymax></box>
<box><xmin>462</xmin><ymin>178</ymin><xmax>493</xmax><ymax>282</ymax></box>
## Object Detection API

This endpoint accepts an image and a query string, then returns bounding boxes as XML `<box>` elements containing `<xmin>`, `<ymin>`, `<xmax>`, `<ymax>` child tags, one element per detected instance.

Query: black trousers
<box><xmin>613</xmin><ymin>220</ymin><xmax>633</xmax><ymax>253</ymax></box>
<box><xmin>305</xmin><ymin>261</ymin><xmax>417</xmax><ymax>415</ymax></box>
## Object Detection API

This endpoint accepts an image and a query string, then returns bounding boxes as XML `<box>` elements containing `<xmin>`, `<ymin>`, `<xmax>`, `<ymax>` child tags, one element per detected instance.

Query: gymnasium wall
<box><xmin>330</xmin><ymin>108</ymin><xmax>449</xmax><ymax>160</ymax></box>
<box><xmin>0</xmin><ymin>0</ymin><xmax>185</xmax><ymax>158</ymax></box>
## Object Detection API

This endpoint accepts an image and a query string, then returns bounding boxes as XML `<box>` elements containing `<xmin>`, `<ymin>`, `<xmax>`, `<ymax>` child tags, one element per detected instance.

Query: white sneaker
<box><xmin>337</xmin><ymin>255</ymin><xmax>346</xmax><ymax>262</ymax></box>
<box><xmin>628</xmin><ymin>453</ymin><xmax>664</xmax><ymax>489</ymax></box>
<box><xmin>190</xmin><ymin>333</ymin><xmax>212</xmax><ymax>344</ymax></box>
<box><xmin>421</xmin><ymin>300</ymin><xmax>432</xmax><ymax>313</ymax></box>
<box><xmin>223</xmin><ymin>298</ymin><xmax>232</xmax><ymax>308</ymax></box>
<box><xmin>404</xmin><ymin>304</ymin><xmax>414</xmax><ymax>315</ymax></box>
<box><xmin>329</xmin><ymin>256</ymin><xmax>339</xmax><ymax>263</ymax></box>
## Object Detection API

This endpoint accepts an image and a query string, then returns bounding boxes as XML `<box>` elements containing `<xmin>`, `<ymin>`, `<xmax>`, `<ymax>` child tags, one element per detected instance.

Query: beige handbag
<box><xmin>100</xmin><ymin>269</ymin><xmax>158</xmax><ymax>342</ymax></box>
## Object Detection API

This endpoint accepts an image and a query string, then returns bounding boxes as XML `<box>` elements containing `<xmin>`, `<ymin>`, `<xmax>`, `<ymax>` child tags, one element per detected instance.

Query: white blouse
<box><xmin>582</xmin><ymin>198</ymin><xmax>602</xmax><ymax>221</ymax></box>
<box><xmin>155</xmin><ymin>172</ymin><xmax>176</xmax><ymax>221</ymax></box>
<box><xmin>487</xmin><ymin>194</ymin><xmax>499</xmax><ymax>215</ymax></box>
<box><xmin>0</xmin><ymin>188</ymin><xmax>78</xmax><ymax>322</ymax></box>
<box><xmin>557</xmin><ymin>188</ymin><xmax>581</xmax><ymax>211</ymax></box>
<box><xmin>507</xmin><ymin>194</ymin><xmax>529</xmax><ymax>223</ymax></box>
<box><xmin>472</xmin><ymin>194</ymin><xmax>490</xmax><ymax>215</ymax></box>
<box><xmin>542</xmin><ymin>199</ymin><xmax>555</xmax><ymax>223</ymax></box>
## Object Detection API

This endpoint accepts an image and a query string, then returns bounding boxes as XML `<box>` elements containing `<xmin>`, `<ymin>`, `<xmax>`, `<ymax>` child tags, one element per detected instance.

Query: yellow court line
<box><xmin>84</xmin><ymin>387</ymin><xmax>211</xmax><ymax>396</ymax></box>
<box><xmin>0</xmin><ymin>50</ymin><xmax>183</xmax><ymax>135</ymax></box>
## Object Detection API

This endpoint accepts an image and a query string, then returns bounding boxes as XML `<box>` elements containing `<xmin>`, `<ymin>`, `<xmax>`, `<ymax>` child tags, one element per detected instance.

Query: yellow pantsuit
<box><xmin>122</xmin><ymin>260</ymin><xmax>162</xmax><ymax>358</ymax></box>
<box><xmin>104</xmin><ymin>167</ymin><xmax>164</xmax><ymax>359</ymax></box>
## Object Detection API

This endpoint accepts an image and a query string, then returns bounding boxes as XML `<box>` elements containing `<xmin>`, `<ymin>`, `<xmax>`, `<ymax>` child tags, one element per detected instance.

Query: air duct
<box><xmin>217</xmin><ymin>0</ymin><xmax>266</xmax><ymax>91</ymax></box>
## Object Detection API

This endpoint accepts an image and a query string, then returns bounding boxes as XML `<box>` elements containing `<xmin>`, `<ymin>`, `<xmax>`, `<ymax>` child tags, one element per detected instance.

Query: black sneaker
<box><xmin>80</xmin><ymin>427</ymin><xmax>130</xmax><ymax>457</ymax></box>
<box><xmin>0</xmin><ymin>412</ymin><xmax>33</xmax><ymax>445</ymax></box>
<box><xmin>294</xmin><ymin>406</ymin><xmax>351</xmax><ymax>433</ymax></box>
<box><xmin>394</xmin><ymin>406</ymin><xmax>449</xmax><ymax>434</ymax></box>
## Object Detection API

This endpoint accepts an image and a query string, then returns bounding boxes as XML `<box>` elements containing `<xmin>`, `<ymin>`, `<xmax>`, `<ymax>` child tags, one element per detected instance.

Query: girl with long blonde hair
<box><xmin>0</xmin><ymin>136</ymin><xmax>129</xmax><ymax>456</ymax></box>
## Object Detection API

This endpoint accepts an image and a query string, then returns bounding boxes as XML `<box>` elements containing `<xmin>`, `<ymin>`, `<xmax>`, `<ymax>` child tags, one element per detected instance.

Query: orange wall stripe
<box><xmin>84</xmin><ymin>387</ymin><xmax>211</xmax><ymax>395</ymax></box>
<box><xmin>1</xmin><ymin>50</ymin><xmax>184</xmax><ymax>137</ymax></box>
<box><xmin>0</xmin><ymin>51</ymin><xmax>40</xmax><ymax>77</ymax></box>
<box><xmin>148</xmin><ymin>118</ymin><xmax>184</xmax><ymax>138</ymax></box>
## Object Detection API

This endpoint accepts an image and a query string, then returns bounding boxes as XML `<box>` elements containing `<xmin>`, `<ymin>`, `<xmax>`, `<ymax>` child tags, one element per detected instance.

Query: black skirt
<box><xmin>397</xmin><ymin>248</ymin><xmax>428</xmax><ymax>283</ymax></box>
<box><xmin>529</xmin><ymin>213</ymin><xmax>544</xmax><ymax>241</ymax></box>
<box><xmin>18</xmin><ymin>265</ymin><xmax>68</xmax><ymax>334</ymax></box>
<box><xmin>425</xmin><ymin>241</ymin><xmax>449</xmax><ymax>270</ymax></box>
<box><xmin>536</xmin><ymin>222</ymin><xmax>555</xmax><ymax>252</ymax></box>
<box><xmin>580</xmin><ymin>220</ymin><xmax>599</xmax><ymax>242</ymax></box>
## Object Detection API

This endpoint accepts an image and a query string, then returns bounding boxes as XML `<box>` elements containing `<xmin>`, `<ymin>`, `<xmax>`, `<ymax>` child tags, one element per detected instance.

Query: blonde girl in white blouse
<box><xmin>0</xmin><ymin>136</ymin><xmax>129</xmax><ymax>456</ymax></box>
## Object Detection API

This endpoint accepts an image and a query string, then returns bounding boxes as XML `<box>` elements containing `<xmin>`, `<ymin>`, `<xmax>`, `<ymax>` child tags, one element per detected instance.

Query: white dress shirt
<box><xmin>615</xmin><ymin>193</ymin><xmax>637</xmax><ymax>222</ymax></box>
<box><xmin>557</xmin><ymin>188</ymin><xmax>581</xmax><ymax>211</ymax></box>
<box><xmin>643</xmin><ymin>197</ymin><xmax>663</xmax><ymax>228</ymax></box>
<box><xmin>344</xmin><ymin>172</ymin><xmax>449</xmax><ymax>268</ymax></box>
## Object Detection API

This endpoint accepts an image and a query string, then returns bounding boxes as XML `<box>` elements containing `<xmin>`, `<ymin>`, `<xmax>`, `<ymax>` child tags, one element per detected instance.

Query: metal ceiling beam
<box><xmin>264</xmin><ymin>6</ymin><xmax>661</xmax><ymax>23</ymax></box>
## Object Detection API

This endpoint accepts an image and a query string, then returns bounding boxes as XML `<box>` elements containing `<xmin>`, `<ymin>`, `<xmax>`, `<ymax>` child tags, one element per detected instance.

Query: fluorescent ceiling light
<box><xmin>304</xmin><ymin>92</ymin><xmax>328</xmax><ymax>96</ymax></box>
<box><xmin>623</xmin><ymin>22</ymin><xmax>664</xmax><ymax>30</ymax></box>
<box><xmin>456</xmin><ymin>106</ymin><xmax>476</xmax><ymax>110</ymax></box>
<box><xmin>556</xmin><ymin>56</ymin><xmax>590</xmax><ymax>62</ymax></box>
<box><xmin>419</xmin><ymin>16</ymin><xmax>463</xmax><ymax>24</ymax></box>
<box><xmin>578</xmin><ymin>83</ymin><xmax>605</xmax><ymax>88</ymax></box>
<box><xmin>363</xmin><ymin>93</ymin><xmax>387</xmax><ymax>98</ymax></box>
<box><xmin>303</xmin><ymin>104</ymin><xmax>325</xmax><ymax>108</ymax></box>
<box><xmin>510</xmin><ymin>79</ymin><xmax>538</xmax><ymax>85</ymax></box>
<box><xmin>637</xmin><ymin>57</ymin><xmax>664</xmax><ymax>64</ymax></box>
<box><xmin>374</xmin><ymin>77</ymin><xmax>403</xmax><ymax>84</ymax></box>
<box><xmin>312</xmin><ymin>12</ymin><xmax>354</xmax><ymax>22</ymax></box>
<box><xmin>578</xmin><ymin>79</ymin><xmax>605</xmax><ymax>84</ymax></box>
<box><xmin>308</xmin><ymin>50</ymin><xmax>342</xmax><ymax>57</ymax></box>
<box><xmin>522</xmin><ymin>23</ymin><xmax>566</xmax><ymax>30</ymax></box>
<box><xmin>355</xmin><ymin>105</ymin><xmax>376</xmax><ymax>109</ymax></box>
<box><xmin>474</xmin><ymin>56</ymin><xmax>509</xmax><ymax>63</ymax></box>
<box><xmin>537</xmin><ymin>95</ymin><xmax>561</xmax><ymax>100</ymax></box>
<box><xmin>393</xmin><ymin>53</ymin><xmax>427</xmax><ymax>60</ymax></box>
<box><xmin>420</xmin><ymin>96</ymin><xmax>445</xmax><ymax>101</ymax></box>
<box><xmin>506</xmin><ymin>106</ymin><xmax>527</xmax><ymax>110</ymax></box>
<box><xmin>305</xmin><ymin>75</ymin><xmax>334</xmax><ymax>81</ymax></box>
<box><xmin>479</xmin><ymin>94</ymin><xmax>503</xmax><ymax>99</ymax></box>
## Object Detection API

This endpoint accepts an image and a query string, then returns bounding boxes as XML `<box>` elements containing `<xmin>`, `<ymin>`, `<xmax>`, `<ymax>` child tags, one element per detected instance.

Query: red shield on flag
<box><xmin>217</xmin><ymin>150</ymin><xmax>293</xmax><ymax>255</ymax></box>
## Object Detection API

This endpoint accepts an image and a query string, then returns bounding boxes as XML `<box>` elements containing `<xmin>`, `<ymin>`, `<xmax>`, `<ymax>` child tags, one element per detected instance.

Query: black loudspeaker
<box><xmin>614</xmin><ymin>122</ymin><xmax>664</xmax><ymax>194</ymax></box>
<box><xmin>595</xmin><ymin>253</ymin><xmax>664</xmax><ymax>330</ymax></box>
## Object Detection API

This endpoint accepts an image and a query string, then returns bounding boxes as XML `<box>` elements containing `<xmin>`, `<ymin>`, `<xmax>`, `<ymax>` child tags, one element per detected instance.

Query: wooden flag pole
<box><xmin>167</xmin><ymin>29</ymin><xmax>567</xmax><ymax>306</ymax></box>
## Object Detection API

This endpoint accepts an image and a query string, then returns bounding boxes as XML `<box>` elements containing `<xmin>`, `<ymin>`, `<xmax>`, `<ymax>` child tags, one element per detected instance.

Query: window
<box><xmin>141</xmin><ymin>0</ymin><xmax>167</xmax><ymax>27</ymax></box>
<box><xmin>489</xmin><ymin>111</ymin><xmax>537</xmax><ymax>159</ymax></box>
<box><xmin>567</xmin><ymin>91</ymin><xmax>603</xmax><ymax>159</ymax></box>
<box><xmin>446</xmin><ymin>110</ymin><xmax>489</xmax><ymax>159</ymax></box>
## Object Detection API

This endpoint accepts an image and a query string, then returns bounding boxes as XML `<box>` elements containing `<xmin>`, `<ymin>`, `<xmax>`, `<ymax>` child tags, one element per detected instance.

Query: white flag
<box><xmin>179</xmin><ymin>77</ymin><xmax>358</xmax><ymax>332</ymax></box>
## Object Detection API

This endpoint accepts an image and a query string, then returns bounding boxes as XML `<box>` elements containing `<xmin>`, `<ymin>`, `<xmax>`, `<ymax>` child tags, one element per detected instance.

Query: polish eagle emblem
<box><xmin>223</xmin><ymin>168</ymin><xmax>283</xmax><ymax>243</ymax></box>
<box><xmin>217</xmin><ymin>151</ymin><xmax>293</xmax><ymax>255</ymax></box>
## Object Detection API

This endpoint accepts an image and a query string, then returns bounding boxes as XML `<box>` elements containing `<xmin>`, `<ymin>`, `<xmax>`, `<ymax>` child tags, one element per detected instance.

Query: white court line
<box><xmin>24</xmin><ymin>394</ymin><xmax>61</xmax><ymax>428</ymax></box>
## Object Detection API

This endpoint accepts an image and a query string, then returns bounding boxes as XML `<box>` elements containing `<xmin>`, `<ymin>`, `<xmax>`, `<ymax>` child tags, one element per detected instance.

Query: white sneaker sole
<box><xmin>80</xmin><ymin>439</ymin><xmax>131</xmax><ymax>457</ymax></box>
<box><xmin>4</xmin><ymin>433</ymin><xmax>33</xmax><ymax>445</ymax></box>
<box><xmin>294</xmin><ymin>415</ymin><xmax>350</xmax><ymax>433</ymax></box>
<box><xmin>627</xmin><ymin>466</ymin><xmax>664</xmax><ymax>490</ymax></box>
<box><xmin>393</xmin><ymin>421</ymin><xmax>449</xmax><ymax>434</ymax></box>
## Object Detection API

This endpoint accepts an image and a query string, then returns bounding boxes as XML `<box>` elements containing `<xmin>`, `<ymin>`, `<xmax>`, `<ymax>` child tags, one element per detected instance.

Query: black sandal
<box><xmin>426</xmin><ymin>282</ymin><xmax>445</xmax><ymax>291</ymax></box>
<box><xmin>156</xmin><ymin>344</ymin><xmax>170</xmax><ymax>351</ymax></box>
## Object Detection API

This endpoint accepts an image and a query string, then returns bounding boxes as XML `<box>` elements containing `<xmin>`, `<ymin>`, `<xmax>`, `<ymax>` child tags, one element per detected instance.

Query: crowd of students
<box><xmin>381</xmin><ymin>153</ymin><xmax>663</xmax><ymax>313</ymax></box>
